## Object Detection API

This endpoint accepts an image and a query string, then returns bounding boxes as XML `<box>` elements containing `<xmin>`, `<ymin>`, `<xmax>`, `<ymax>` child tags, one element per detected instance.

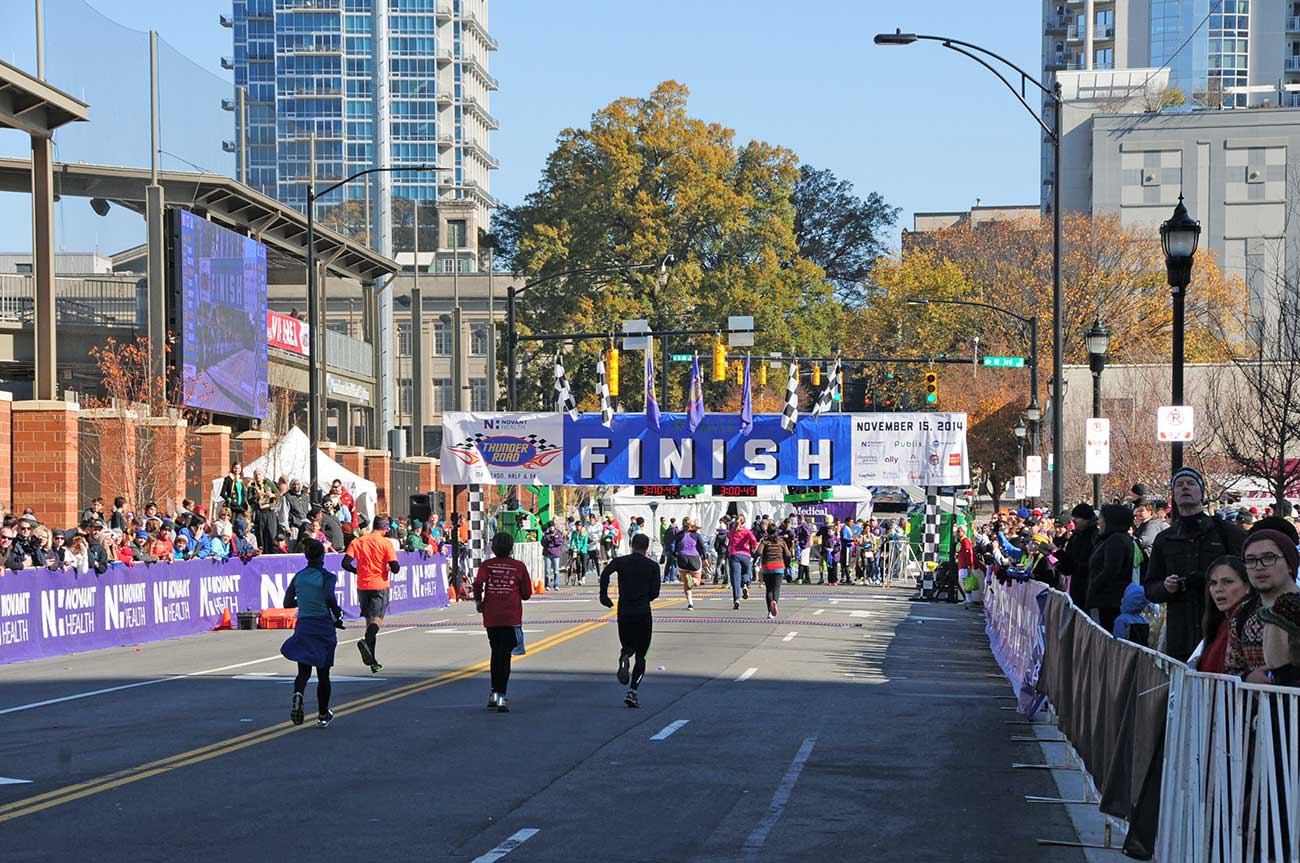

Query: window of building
<box><xmin>327</xmin><ymin>321</ymin><xmax>350</xmax><ymax>335</ymax></box>
<box><xmin>432</xmin><ymin>320</ymin><xmax>452</xmax><ymax>355</ymax></box>
<box><xmin>447</xmin><ymin>218</ymin><xmax>467</xmax><ymax>249</ymax></box>
<box><xmin>397</xmin><ymin>320</ymin><xmax>411</xmax><ymax>356</ymax></box>
<box><xmin>1095</xmin><ymin>8</ymin><xmax>1114</xmax><ymax>37</ymax></box>
<box><xmin>470</xmin><ymin>322</ymin><xmax>490</xmax><ymax>355</ymax></box>
<box><xmin>1095</xmin><ymin>48</ymin><xmax>1114</xmax><ymax>69</ymax></box>
<box><xmin>470</xmin><ymin>377</ymin><xmax>489</xmax><ymax>411</ymax></box>
<box><xmin>442</xmin><ymin>258</ymin><xmax>455</xmax><ymax>273</ymax></box>
<box><xmin>431</xmin><ymin>378</ymin><xmax>452</xmax><ymax>413</ymax></box>
<box><xmin>398</xmin><ymin>377</ymin><xmax>412</xmax><ymax>417</ymax></box>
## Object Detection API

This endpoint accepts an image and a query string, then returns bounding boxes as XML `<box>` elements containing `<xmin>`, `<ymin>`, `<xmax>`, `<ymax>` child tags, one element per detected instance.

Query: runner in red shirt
<box><xmin>473</xmin><ymin>532</ymin><xmax>533</xmax><ymax>713</ymax></box>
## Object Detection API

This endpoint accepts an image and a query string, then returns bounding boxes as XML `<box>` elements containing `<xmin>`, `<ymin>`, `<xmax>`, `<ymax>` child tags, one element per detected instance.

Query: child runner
<box><xmin>280</xmin><ymin>538</ymin><xmax>344</xmax><ymax>728</ymax></box>
<box><xmin>600</xmin><ymin>532</ymin><xmax>661</xmax><ymax>708</ymax></box>
<box><xmin>473</xmin><ymin>532</ymin><xmax>533</xmax><ymax>713</ymax></box>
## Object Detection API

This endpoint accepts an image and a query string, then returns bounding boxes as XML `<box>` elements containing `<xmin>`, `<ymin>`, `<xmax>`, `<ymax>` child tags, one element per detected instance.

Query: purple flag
<box><xmin>687</xmin><ymin>354</ymin><xmax>705</xmax><ymax>432</ymax></box>
<box><xmin>645</xmin><ymin>349</ymin><xmax>660</xmax><ymax>430</ymax></box>
<box><xmin>740</xmin><ymin>354</ymin><xmax>753</xmax><ymax>436</ymax></box>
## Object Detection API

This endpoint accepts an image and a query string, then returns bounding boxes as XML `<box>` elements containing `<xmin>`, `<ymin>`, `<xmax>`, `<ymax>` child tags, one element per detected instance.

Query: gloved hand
<box><xmin>600</xmin><ymin>595</ymin><xmax>614</xmax><ymax>608</ymax></box>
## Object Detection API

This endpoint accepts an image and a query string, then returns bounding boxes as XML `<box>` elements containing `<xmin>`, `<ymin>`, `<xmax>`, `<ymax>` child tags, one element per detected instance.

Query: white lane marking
<box><xmin>910</xmin><ymin>616</ymin><xmax>959</xmax><ymax>623</ymax></box>
<box><xmin>426</xmin><ymin>629</ymin><xmax>545</xmax><ymax>634</ymax></box>
<box><xmin>743</xmin><ymin>736</ymin><xmax>817</xmax><ymax>857</ymax></box>
<box><xmin>828</xmin><ymin>597</ymin><xmax>909</xmax><ymax>604</ymax></box>
<box><xmin>781</xmin><ymin>631</ymin><xmax>797</xmax><ymax>643</ymax></box>
<box><xmin>650</xmin><ymin>719</ymin><xmax>689</xmax><ymax>741</ymax></box>
<box><xmin>736</xmin><ymin>667</ymin><xmax>758</xmax><ymax>682</ymax></box>
<box><xmin>0</xmin><ymin>777</ymin><xmax>33</xmax><ymax>785</ymax></box>
<box><xmin>528</xmin><ymin>599</ymin><xmax>591</xmax><ymax>603</ymax></box>
<box><xmin>469</xmin><ymin>828</ymin><xmax>540</xmax><ymax>863</ymax></box>
<box><xmin>813</xmin><ymin>609</ymin><xmax>824</xmax><ymax>615</ymax></box>
<box><xmin>0</xmin><ymin>627</ymin><xmax>415</xmax><ymax>716</ymax></box>
<box><xmin>231</xmin><ymin>674</ymin><xmax>386</xmax><ymax>682</ymax></box>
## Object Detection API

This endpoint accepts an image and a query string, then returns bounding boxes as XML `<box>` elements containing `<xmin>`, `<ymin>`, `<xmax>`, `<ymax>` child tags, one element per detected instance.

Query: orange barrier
<box><xmin>257</xmin><ymin>608</ymin><xmax>297</xmax><ymax>629</ymax></box>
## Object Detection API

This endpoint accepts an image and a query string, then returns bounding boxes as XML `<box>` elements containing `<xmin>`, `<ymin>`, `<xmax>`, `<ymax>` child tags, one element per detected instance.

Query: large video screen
<box><xmin>173</xmin><ymin>209</ymin><xmax>268</xmax><ymax>419</ymax></box>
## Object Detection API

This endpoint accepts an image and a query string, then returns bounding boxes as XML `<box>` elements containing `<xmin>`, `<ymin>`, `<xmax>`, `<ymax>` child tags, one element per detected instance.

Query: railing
<box><xmin>1066</xmin><ymin>24</ymin><xmax>1082</xmax><ymax>40</ymax></box>
<box><xmin>1288</xmin><ymin>15</ymin><xmax>1300</xmax><ymax>31</ymax></box>
<box><xmin>0</xmin><ymin>274</ymin><xmax>143</xmax><ymax>328</ymax></box>
<box><xmin>1286</xmin><ymin>56</ymin><xmax>1300</xmax><ymax>72</ymax></box>
<box><xmin>324</xmin><ymin>328</ymin><xmax>373</xmax><ymax>378</ymax></box>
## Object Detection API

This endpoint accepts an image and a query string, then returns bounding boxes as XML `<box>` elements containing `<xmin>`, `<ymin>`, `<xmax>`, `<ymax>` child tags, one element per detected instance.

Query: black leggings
<box><xmin>763</xmin><ymin>571</ymin><xmax>782</xmax><ymax>608</ymax></box>
<box><xmin>617</xmin><ymin>615</ymin><xmax>652</xmax><ymax>690</ymax></box>
<box><xmin>293</xmin><ymin>663</ymin><xmax>332</xmax><ymax>714</ymax></box>
<box><xmin>486</xmin><ymin>626</ymin><xmax>518</xmax><ymax>694</ymax></box>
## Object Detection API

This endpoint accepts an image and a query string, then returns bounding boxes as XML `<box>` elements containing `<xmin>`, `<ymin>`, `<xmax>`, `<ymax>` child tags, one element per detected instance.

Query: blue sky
<box><xmin>1</xmin><ymin>0</ymin><xmax>1042</xmax><ymax>255</ymax></box>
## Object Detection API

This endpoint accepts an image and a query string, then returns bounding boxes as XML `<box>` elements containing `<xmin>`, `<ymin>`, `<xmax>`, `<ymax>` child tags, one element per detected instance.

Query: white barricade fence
<box><xmin>985</xmin><ymin>576</ymin><xmax>1298</xmax><ymax>860</ymax></box>
<box><xmin>515</xmin><ymin>541</ymin><xmax>543</xmax><ymax>588</ymax></box>
<box><xmin>1158</xmin><ymin>668</ymin><xmax>1299</xmax><ymax>863</ymax></box>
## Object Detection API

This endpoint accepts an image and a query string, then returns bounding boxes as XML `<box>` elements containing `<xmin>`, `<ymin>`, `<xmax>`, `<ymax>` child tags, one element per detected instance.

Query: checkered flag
<box><xmin>596</xmin><ymin>357</ymin><xmax>613</xmax><ymax>427</ymax></box>
<box><xmin>812</xmin><ymin>359</ymin><xmax>837</xmax><ymax>420</ymax></box>
<box><xmin>780</xmin><ymin>361</ymin><xmax>799</xmax><ymax>432</ymax></box>
<box><xmin>554</xmin><ymin>352</ymin><xmax>578</xmax><ymax>420</ymax></box>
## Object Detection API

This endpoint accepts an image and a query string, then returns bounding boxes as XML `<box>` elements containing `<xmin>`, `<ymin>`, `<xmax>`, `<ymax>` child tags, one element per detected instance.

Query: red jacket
<box><xmin>473</xmin><ymin>557</ymin><xmax>532</xmax><ymax>628</ymax></box>
<box><xmin>957</xmin><ymin>537</ymin><xmax>976</xmax><ymax>570</ymax></box>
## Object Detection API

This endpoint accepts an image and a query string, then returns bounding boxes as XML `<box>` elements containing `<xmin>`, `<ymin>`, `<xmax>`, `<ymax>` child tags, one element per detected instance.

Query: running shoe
<box><xmin>370</xmin><ymin>663</ymin><xmax>384</xmax><ymax>675</ymax></box>
<box><xmin>733</xmin><ymin>600</ymin><xmax>740</xmax><ymax>610</ymax></box>
<box><xmin>290</xmin><ymin>692</ymin><xmax>304</xmax><ymax>726</ymax></box>
<box><xmin>624</xmin><ymin>689</ymin><xmax>640</xmax><ymax>708</ymax></box>
<box><xmin>742</xmin><ymin>586</ymin><xmax>749</xmax><ymax>600</ymax></box>
<box><xmin>316</xmin><ymin>709</ymin><xmax>334</xmax><ymax>728</ymax></box>
<box><xmin>357</xmin><ymin>640</ymin><xmax>376</xmax><ymax>667</ymax></box>
<box><xmin>488</xmin><ymin>691</ymin><xmax>500</xmax><ymax>709</ymax></box>
<box><xmin>687</xmin><ymin>601</ymin><xmax>694</xmax><ymax>610</ymax></box>
<box><xmin>769</xmin><ymin>600</ymin><xmax>778</xmax><ymax>618</ymax></box>
<box><xmin>496</xmin><ymin>696</ymin><xmax>510</xmax><ymax>713</ymax></box>
<box><xmin>617</xmin><ymin>653</ymin><xmax>631</xmax><ymax>686</ymax></box>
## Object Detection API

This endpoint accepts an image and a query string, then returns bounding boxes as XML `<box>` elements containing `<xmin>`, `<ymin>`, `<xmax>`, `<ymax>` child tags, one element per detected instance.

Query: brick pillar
<box><xmin>82</xmin><ymin>409</ymin><xmax>138</xmax><ymax>507</ymax></box>
<box><xmin>318</xmin><ymin>439</ymin><xmax>337</xmax><ymax>462</ymax></box>
<box><xmin>365</xmin><ymin>449</ymin><xmax>391</xmax><ymax>515</ymax></box>
<box><xmin>195</xmin><ymin>424</ymin><xmax>233</xmax><ymax>508</ymax></box>
<box><xmin>406</xmin><ymin>456</ymin><xmax>436</xmax><ymax>493</ymax></box>
<box><xmin>236</xmin><ymin>429</ymin><xmax>272</xmax><ymax>465</ymax></box>
<box><xmin>0</xmin><ymin>390</ymin><xmax>11</xmax><ymax>512</ymax></box>
<box><xmin>336</xmin><ymin>445</ymin><xmax>365</xmax><ymax>478</ymax></box>
<box><xmin>147</xmin><ymin>417</ymin><xmax>188</xmax><ymax>514</ymax></box>
<box><xmin>12</xmin><ymin>400</ymin><xmax>79</xmax><ymax>527</ymax></box>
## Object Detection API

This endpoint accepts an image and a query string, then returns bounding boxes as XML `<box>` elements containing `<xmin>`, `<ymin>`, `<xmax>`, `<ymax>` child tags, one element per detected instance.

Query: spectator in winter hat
<box><xmin>1258</xmin><ymin>592</ymin><xmax>1300</xmax><ymax>687</ymax></box>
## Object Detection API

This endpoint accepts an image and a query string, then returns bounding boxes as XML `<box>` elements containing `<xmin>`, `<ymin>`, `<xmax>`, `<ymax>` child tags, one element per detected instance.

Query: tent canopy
<box><xmin>208</xmin><ymin>427</ymin><xmax>377</xmax><ymax>521</ymax></box>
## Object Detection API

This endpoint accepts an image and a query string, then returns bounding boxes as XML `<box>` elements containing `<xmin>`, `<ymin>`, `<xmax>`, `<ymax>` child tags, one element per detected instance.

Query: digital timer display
<box><xmin>713</xmin><ymin>485</ymin><xmax>758</xmax><ymax>498</ymax></box>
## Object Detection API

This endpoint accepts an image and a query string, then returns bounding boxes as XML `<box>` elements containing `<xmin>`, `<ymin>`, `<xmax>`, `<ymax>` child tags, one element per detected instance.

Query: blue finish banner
<box><xmin>563</xmin><ymin>413</ymin><xmax>851</xmax><ymax>486</ymax></box>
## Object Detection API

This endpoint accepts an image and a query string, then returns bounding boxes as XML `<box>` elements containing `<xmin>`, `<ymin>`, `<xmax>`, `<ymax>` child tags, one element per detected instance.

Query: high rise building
<box><xmin>223</xmin><ymin>0</ymin><xmax>498</xmax><ymax>241</ymax></box>
<box><xmin>1042</xmin><ymin>0</ymin><xmax>1288</xmax><ymax>109</ymax></box>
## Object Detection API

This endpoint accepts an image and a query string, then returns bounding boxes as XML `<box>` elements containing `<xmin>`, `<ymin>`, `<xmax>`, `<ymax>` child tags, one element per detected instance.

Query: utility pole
<box><xmin>411</xmin><ymin>203</ymin><xmax>424</xmax><ymax>455</ymax></box>
<box><xmin>35</xmin><ymin>0</ymin><xmax>45</xmax><ymax>78</ymax></box>
<box><xmin>146</xmin><ymin>30</ymin><xmax>167</xmax><ymax>398</ymax></box>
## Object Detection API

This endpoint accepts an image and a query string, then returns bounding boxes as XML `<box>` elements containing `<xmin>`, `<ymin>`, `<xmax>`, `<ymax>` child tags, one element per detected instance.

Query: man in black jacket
<box><xmin>1144</xmin><ymin>466</ymin><xmax>1246</xmax><ymax>661</ymax></box>
<box><xmin>599</xmin><ymin>532</ymin><xmax>661</xmax><ymax>709</ymax></box>
<box><xmin>1086</xmin><ymin>504</ymin><xmax>1136</xmax><ymax>631</ymax></box>
<box><xmin>0</xmin><ymin>527</ymin><xmax>23</xmax><ymax>571</ymax></box>
<box><xmin>1058</xmin><ymin>503</ymin><xmax>1099</xmax><ymax>609</ymax></box>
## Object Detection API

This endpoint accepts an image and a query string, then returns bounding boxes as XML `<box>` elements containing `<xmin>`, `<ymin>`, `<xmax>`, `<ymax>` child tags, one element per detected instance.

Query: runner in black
<box><xmin>599</xmin><ymin>532</ymin><xmax>661</xmax><ymax>708</ymax></box>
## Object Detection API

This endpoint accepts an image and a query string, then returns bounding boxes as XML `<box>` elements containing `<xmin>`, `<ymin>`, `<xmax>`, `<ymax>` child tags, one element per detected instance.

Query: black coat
<box><xmin>1059</xmin><ymin>523</ymin><xmax>1098</xmax><ymax>608</ymax></box>
<box><xmin>1144</xmin><ymin>513</ymin><xmax>1245</xmax><ymax>662</ymax></box>
<box><xmin>1086</xmin><ymin>528</ymin><xmax>1135</xmax><ymax>611</ymax></box>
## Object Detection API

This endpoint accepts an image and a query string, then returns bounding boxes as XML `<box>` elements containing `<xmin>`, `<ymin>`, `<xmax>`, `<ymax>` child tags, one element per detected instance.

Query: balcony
<box><xmin>436</xmin><ymin>3</ymin><xmax>453</xmax><ymax>23</ymax></box>
<box><xmin>221</xmin><ymin>98</ymin><xmax>236</xmax><ymax>111</ymax></box>
<box><xmin>463</xmin><ymin>13</ymin><xmax>499</xmax><ymax>51</ymax></box>
<box><xmin>462</xmin><ymin>54</ymin><xmax>499</xmax><ymax>90</ymax></box>
<box><xmin>462</xmin><ymin>96</ymin><xmax>499</xmax><ymax>130</ymax></box>
<box><xmin>1286</xmin><ymin>56</ymin><xmax>1300</xmax><ymax>72</ymax></box>
<box><xmin>1286</xmin><ymin>93</ymin><xmax>1300</xmax><ymax>108</ymax></box>
<box><xmin>222</xmin><ymin>139</ymin><xmax>237</xmax><ymax>153</ymax></box>
<box><xmin>1045</xmin><ymin>14</ymin><xmax>1067</xmax><ymax>33</ymax></box>
<box><xmin>283</xmin><ymin>40</ymin><xmax>342</xmax><ymax>55</ymax></box>
<box><xmin>1289</xmin><ymin>16</ymin><xmax>1300</xmax><ymax>32</ymax></box>
<box><xmin>1066</xmin><ymin>24</ymin><xmax>1082</xmax><ymax>41</ymax></box>
<box><xmin>464</xmin><ymin>137</ymin><xmax>499</xmax><ymax>169</ymax></box>
<box><xmin>0</xmin><ymin>275</ymin><xmax>144</xmax><ymax>329</ymax></box>
<box><xmin>434</xmin><ymin>48</ymin><xmax>454</xmax><ymax>65</ymax></box>
<box><xmin>1097</xmin><ymin>25</ymin><xmax>1114</xmax><ymax>40</ymax></box>
<box><xmin>220</xmin><ymin>56</ymin><xmax>235</xmax><ymax>70</ymax></box>
<box><xmin>325</xmin><ymin>329</ymin><xmax>373</xmax><ymax>378</ymax></box>
<box><xmin>219</xmin><ymin>13</ymin><xmax>234</xmax><ymax>28</ymax></box>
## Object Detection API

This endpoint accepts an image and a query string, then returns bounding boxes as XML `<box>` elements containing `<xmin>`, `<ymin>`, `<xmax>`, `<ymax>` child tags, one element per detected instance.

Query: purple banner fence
<box><xmin>981</xmin><ymin>571</ymin><xmax>1049</xmax><ymax>718</ymax></box>
<box><xmin>0</xmin><ymin>550</ymin><xmax>448</xmax><ymax>665</ymax></box>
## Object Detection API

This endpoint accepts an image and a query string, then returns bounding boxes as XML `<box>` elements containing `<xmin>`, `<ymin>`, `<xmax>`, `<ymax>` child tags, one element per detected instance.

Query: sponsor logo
<box><xmin>105</xmin><ymin>582</ymin><xmax>149</xmax><ymax>631</ymax></box>
<box><xmin>928</xmin><ymin>453</ymin><xmax>941</xmax><ymax>466</ymax></box>
<box><xmin>1</xmin><ymin>590</ymin><xmax>31</xmax><ymax>645</ymax></box>
<box><xmin>41</xmin><ymin>586</ymin><xmax>98</xmax><ymax>639</ymax></box>
<box><xmin>482</xmin><ymin>419</ymin><xmax>527</xmax><ymax>430</ymax></box>
<box><xmin>949</xmin><ymin>453</ymin><xmax>962</xmax><ymax>467</ymax></box>
<box><xmin>200</xmin><ymin>574</ymin><xmax>242</xmax><ymax>619</ymax></box>
<box><xmin>447</xmin><ymin>432</ymin><xmax>562</xmax><ymax>471</ymax></box>
<box><xmin>410</xmin><ymin>562</ymin><xmax>445</xmax><ymax>600</ymax></box>
<box><xmin>152</xmin><ymin>579</ymin><xmax>193</xmax><ymax>624</ymax></box>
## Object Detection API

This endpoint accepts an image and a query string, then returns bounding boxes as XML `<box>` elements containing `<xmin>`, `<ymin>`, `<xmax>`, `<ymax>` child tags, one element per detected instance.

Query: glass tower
<box><xmin>225</xmin><ymin>0</ymin><xmax>498</xmax><ymax>249</ymax></box>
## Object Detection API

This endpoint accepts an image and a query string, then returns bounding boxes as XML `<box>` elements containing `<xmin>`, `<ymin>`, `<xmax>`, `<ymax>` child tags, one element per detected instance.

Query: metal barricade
<box><xmin>876</xmin><ymin>537</ymin><xmax>917</xmax><ymax>588</ymax></box>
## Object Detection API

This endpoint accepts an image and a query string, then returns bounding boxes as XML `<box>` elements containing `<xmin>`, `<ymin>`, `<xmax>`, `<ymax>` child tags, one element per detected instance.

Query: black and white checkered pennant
<box><xmin>780</xmin><ymin>361</ymin><xmax>799</xmax><ymax>432</ymax></box>
<box><xmin>596</xmin><ymin>358</ymin><xmax>613</xmax><ymax>427</ymax></box>
<box><xmin>812</xmin><ymin>357</ymin><xmax>841</xmax><ymax>419</ymax></box>
<box><xmin>554</xmin><ymin>352</ymin><xmax>578</xmax><ymax>420</ymax></box>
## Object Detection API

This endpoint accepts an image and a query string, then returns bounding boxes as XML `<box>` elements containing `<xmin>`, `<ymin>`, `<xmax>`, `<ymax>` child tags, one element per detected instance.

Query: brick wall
<box><xmin>365</xmin><ymin>450</ymin><xmax>391</xmax><ymax>515</ymax></box>
<box><xmin>0</xmin><ymin>391</ymin><xmax>11</xmax><ymax>511</ymax></box>
<box><xmin>148</xmin><ymin>418</ymin><xmax>188</xmax><ymax>514</ymax></box>
<box><xmin>12</xmin><ymin>400</ymin><xmax>80</xmax><ymax>527</ymax></box>
<box><xmin>236</xmin><ymin>430</ymin><xmax>272</xmax><ymax>466</ymax></box>
<box><xmin>194</xmin><ymin>425</ymin><xmax>232</xmax><ymax>508</ymax></box>
<box><xmin>336</xmin><ymin>446</ymin><xmax>365</xmax><ymax>478</ymax></box>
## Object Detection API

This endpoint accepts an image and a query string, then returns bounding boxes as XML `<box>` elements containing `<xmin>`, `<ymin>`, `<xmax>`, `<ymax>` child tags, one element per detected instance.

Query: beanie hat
<box><xmin>1259</xmin><ymin>592</ymin><xmax>1300</xmax><ymax>640</ymax></box>
<box><xmin>1171</xmin><ymin>466</ymin><xmax>1206</xmax><ymax>493</ymax></box>
<box><xmin>1251</xmin><ymin>516</ymin><xmax>1300</xmax><ymax>547</ymax></box>
<box><xmin>1071</xmin><ymin>503</ymin><xmax>1097</xmax><ymax>521</ymax></box>
<box><xmin>1017</xmin><ymin>507</ymin><xmax>1030</xmax><ymax>519</ymax></box>
<box><xmin>1243</xmin><ymin>529</ymin><xmax>1300</xmax><ymax>575</ymax></box>
<box><xmin>1100</xmin><ymin>503</ymin><xmax>1135</xmax><ymax>533</ymax></box>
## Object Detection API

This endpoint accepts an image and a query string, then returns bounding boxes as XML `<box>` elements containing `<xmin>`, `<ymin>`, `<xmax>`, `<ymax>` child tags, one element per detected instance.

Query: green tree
<box><xmin>792</xmin><ymin>165</ymin><xmax>899</xmax><ymax>306</ymax></box>
<box><xmin>496</xmin><ymin>81</ymin><xmax>844</xmax><ymax>409</ymax></box>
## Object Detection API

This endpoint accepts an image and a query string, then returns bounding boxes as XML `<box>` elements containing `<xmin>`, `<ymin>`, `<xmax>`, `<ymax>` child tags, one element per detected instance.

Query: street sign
<box><xmin>981</xmin><ymin>356</ymin><xmax>1025</xmax><ymax>368</ymax></box>
<box><xmin>727</xmin><ymin>315</ymin><xmax>755</xmax><ymax>347</ymax></box>
<box><xmin>1085</xmin><ymin>417</ymin><xmax>1110</xmax><ymax>474</ymax></box>
<box><xmin>1013</xmin><ymin>476</ymin><xmax>1027</xmax><ymax>500</ymax></box>
<box><xmin>622</xmin><ymin>319</ymin><xmax>651</xmax><ymax>351</ymax></box>
<box><xmin>1047</xmin><ymin>453</ymin><xmax>1054</xmax><ymax>472</ymax></box>
<box><xmin>670</xmin><ymin>353</ymin><xmax>693</xmax><ymax>362</ymax></box>
<box><xmin>1025</xmin><ymin>456</ymin><xmax>1042</xmax><ymax>497</ymax></box>
<box><xmin>1157</xmin><ymin>406</ymin><xmax>1194</xmax><ymax>442</ymax></box>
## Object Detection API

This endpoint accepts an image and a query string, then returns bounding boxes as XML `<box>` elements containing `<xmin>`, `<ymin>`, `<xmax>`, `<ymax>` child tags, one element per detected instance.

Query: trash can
<box><xmin>236</xmin><ymin>611</ymin><xmax>259</xmax><ymax>631</ymax></box>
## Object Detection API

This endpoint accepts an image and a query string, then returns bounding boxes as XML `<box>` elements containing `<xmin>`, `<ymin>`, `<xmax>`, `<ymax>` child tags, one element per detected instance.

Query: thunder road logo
<box><xmin>447</xmin><ymin>432</ymin><xmax>562</xmax><ymax>470</ymax></box>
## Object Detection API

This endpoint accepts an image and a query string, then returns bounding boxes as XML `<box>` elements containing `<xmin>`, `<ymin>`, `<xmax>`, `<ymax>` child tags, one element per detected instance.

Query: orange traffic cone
<box><xmin>211</xmin><ymin>607</ymin><xmax>232</xmax><ymax>631</ymax></box>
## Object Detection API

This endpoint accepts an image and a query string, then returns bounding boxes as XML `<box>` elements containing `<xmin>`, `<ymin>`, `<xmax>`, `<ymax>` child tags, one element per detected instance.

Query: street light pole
<box><xmin>1160</xmin><ymin>196</ymin><xmax>1201</xmax><ymax>475</ymax></box>
<box><xmin>878</xmin><ymin>29</ymin><xmax>1064</xmax><ymax>516</ymax></box>
<box><xmin>1086</xmin><ymin>317</ymin><xmax>1110</xmax><ymax>508</ymax></box>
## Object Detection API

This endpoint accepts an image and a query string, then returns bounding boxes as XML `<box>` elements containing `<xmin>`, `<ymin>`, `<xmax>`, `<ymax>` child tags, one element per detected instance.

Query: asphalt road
<box><xmin>0</xmin><ymin>582</ymin><xmax>1083</xmax><ymax>862</ymax></box>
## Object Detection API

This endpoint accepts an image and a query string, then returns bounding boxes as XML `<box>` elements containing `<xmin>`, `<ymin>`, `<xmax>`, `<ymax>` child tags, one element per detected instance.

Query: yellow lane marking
<box><xmin>0</xmin><ymin>592</ymin><xmax>703</xmax><ymax>823</ymax></box>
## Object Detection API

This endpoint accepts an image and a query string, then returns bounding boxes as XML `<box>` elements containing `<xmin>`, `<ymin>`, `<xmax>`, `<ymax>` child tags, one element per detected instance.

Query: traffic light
<box><xmin>735</xmin><ymin>360</ymin><xmax>744</xmax><ymax>385</ymax></box>
<box><xmin>811</xmin><ymin>363</ymin><xmax>822</xmax><ymax>387</ymax></box>
<box><xmin>712</xmin><ymin>342</ymin><xmax>727</xmax><ymax>382</ymax></box>
<box><xmin>757</xmin><ymin>362</ymin><xmax>767</xmax><ymax>386</ymax></box>
<box><xmin>924</xmin><ymin>371</ymin><xmax>939</xmax><ymax>405</ymax></box>
<box><xmin>605</xmin><ymin>346</ymin><xmax>619</xmax><ymax>397</ymax></box>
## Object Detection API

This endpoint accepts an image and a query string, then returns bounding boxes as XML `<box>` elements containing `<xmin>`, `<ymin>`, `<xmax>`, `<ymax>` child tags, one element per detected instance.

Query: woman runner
<box><xmin>755</xmin><ymin>524</ymin><xmax>793</xmax><ymax>619</ymax></box>
<box><xmin>280</xmin><ymin>538</ymin><xmax>344</xmax><ymax>728</ymax></box>
<box><xmin>675</xmin><ymin>519</ymin><xmax>707</xmax><ymax>610</ymax></box>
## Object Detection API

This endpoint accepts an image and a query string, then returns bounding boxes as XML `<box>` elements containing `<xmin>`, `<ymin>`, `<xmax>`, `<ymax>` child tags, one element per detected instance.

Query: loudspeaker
<box><xmin>409</xmin><ymin>494</ymin><xmax>433</xmax><ymax>523</ymax></box>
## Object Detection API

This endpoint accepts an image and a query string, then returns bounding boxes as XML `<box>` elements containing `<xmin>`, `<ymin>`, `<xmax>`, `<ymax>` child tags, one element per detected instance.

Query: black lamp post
<box><xmin>878</xmin><ymin>28</ymin><xmax>1065</xmax><ymax>517</ymax></box>
<box><xmin>1013</xmin><ymin>417</ymin><xmax>1027</xmax><ymax>487</ymax></box>
<box><xmin>1159</xmin><ymin>196</ymin><xmax>1200</xmax><ymax>475</ymax></box>
<box><xmin>1085</xmin><ymin>316</ymin><xmax>1111</xmax><ymax>507</ymax></box>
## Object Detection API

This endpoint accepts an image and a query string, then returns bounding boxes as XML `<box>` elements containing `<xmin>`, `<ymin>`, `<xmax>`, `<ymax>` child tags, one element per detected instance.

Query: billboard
<box><xmin>172</xmin><ymin>209</ymin><xmax>268</xmax><ymax>418</ymax></box>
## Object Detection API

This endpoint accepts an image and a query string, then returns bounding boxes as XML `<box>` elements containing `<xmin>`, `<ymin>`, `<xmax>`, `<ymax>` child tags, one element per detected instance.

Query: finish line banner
<box><xmin>439</xmin><ymin>412</ymin><xmax>968</xmax><ymax>486</ymax></box>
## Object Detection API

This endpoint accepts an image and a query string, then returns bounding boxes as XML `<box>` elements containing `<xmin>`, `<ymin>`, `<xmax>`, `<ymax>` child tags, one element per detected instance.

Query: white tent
<box><xmin>208</xmin><ymin>426</ymin><xmax>378</xmax><ymax>521</ymax></box>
